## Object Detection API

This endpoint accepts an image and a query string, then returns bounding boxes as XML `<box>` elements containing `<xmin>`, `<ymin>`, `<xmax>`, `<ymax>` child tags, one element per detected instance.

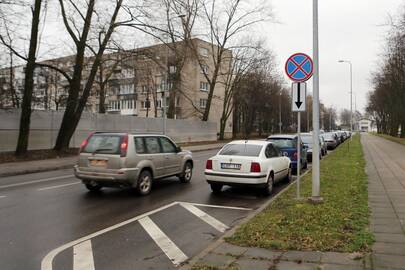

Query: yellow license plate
<box><xmin>90</xmin><ymin>160</ymin><xmax>107</xmax><ymax>166</ymax></box>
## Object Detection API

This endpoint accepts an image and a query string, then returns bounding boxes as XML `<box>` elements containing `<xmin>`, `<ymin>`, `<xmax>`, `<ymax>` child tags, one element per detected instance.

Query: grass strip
<box><xmin>370</xmin><ymin>132</ymin><xmax>405</xmax><ymax>146</ymax></box>
<box><xmin>226</xmin><ymin>134</ymin><xmax>374</xmax><ymax>252</ymax></box>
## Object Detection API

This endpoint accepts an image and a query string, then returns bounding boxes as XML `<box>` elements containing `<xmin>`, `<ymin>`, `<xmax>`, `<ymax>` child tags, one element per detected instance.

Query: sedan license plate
<box><xmin>89</xmin><ymin>160</ymin><xmax>108</xmax><ymax>167</ymax></box>
<box><xmin>221</xmin><ymin>163</ymin><xmax>241</xmax><ymax>170</ymax></box>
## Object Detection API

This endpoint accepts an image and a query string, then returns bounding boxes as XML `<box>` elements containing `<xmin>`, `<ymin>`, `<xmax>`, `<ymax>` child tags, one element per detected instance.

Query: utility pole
<box><xmin>310</xmin><ymin>0</ymin><xmax>323</xmax><ymax>203</ymax></box>
<box><xmin>338</xmin><ymin>60</ymin><xmax>353</xmax><ymax>137</ymax></box>
<box><xmin>279</xmin><ymin>91</ymin><xmax>282</xmax><ymax>133</ymax></box>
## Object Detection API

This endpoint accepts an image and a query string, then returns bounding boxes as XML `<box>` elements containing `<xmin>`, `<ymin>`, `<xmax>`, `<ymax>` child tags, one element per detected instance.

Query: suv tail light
<box><xmin>293</xmin><ymin>151</ymin><xmax>298</xmax><ymax>160</ymax></box>
<box><xmin>120</xmin><ymin>134</ymin><xmax>129</xmax><ymax>157</ymax></box>
<box><xmin>79</xmin><ymin>132</ymin><xmax>94</xmax><ymax>153</ymax></box>
<box><xmin>206</xmin><ymin>160</ymin><xmax>213</xmax><ymax>170</ymax></box>
<box><xmin>250</xmin><ymin>162</ymin><xmax>261</xmax><ymax>173</ymax></box>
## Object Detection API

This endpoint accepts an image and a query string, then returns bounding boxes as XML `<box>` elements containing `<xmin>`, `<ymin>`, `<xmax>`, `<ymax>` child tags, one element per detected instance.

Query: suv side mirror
<box><xmin>176</xmin><ymin>146</ymin><xmax>182</xmax><ymax>153</ymax></box>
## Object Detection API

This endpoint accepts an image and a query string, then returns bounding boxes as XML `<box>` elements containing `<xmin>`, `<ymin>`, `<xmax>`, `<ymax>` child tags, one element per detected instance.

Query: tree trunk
<box><xmin>98</xmin><ymin>67</ymin><xmax>106</xmax><ymax>114</ymax></box>
<box><xmin>15</xmin><ymin>0</ymin><xmax>42</xmax><ymax>155</ymax></box>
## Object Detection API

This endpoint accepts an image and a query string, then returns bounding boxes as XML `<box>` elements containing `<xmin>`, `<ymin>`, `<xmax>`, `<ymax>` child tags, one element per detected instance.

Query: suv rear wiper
<box><xmin>92</xmin><ymin>148</ymin><xmax>114</xmax><ymax>154</ymax></box>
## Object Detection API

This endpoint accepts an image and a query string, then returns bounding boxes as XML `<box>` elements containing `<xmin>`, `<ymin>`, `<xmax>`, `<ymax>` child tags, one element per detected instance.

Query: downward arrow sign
<box><xmin>295</xmin><ymin>83</ymin><xmax>303</xmax><ymax>108</ymax></box>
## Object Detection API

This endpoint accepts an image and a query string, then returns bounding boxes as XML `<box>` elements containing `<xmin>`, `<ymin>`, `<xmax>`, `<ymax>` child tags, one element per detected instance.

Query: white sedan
<box><xmin>205</xmin><ymin>140</ymin><xmax>291</xmax><ymax>195</ymax></box>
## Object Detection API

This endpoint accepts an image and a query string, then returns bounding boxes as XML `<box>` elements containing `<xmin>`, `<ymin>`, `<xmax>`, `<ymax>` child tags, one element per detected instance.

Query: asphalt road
<box><xmin>0</xmin><ymin>149</ymin><xmax>298</xmax><ymax>270</ymax></box>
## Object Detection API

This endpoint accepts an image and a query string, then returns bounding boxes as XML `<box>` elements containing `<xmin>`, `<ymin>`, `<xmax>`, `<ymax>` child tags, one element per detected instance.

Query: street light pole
<box><xmin>279</xmin><ymin>91</ymin><xmax>282</xmax><ymax>133</ymax></box>
<box><xmin>338</xmin><ymin>60</ymin><xmax>353</xmax><ymax>136</ymax></box>
<box><xmin>310</xmin><ymin>0</ymin><xmax>322</xmax><ymax>203</ymax></box>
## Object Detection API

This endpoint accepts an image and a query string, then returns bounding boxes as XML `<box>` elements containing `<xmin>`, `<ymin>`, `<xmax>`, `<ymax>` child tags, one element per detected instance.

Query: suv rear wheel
<box><xmin>136</xmin><ymin>170</ymin><xmax>153</xmax><ymax>196</ymax></box>
<box><xmin>210</xmin><ymin>183</ymin><xmax>223</xmax><ymax>193</ymax></box>
<box><xmin>85</xmin><ymin>182</ymin><xmax>102</xmax><ymax>192</ymax></box>
<box><xmin>179</xmin><ymin>162</ymin><xmax>193</xmax><ymax>183</ymax></box>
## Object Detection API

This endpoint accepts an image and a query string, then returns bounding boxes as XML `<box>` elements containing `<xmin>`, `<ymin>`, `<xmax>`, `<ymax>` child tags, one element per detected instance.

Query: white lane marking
<box><xmin>180</xmin><ymin>202</ymin><xmax>252</xmax><ymax>211</ymax></box>
<box><xmin>38</xmin><ymin>182</ymin><xmax>81</xmax><ymax>191</ymax></box>
<box><xmin>138</xmin><ymin>216</ymin><xmax>188</xmax><ymax>266</ymax></box>
<box><xmin>180</xmin><ymin>203</ymin><xmax>229</xmax><ymax>233</ymax></box>
<box><xmin>0</xmin><ymin>175</ymin><xmax>74</xmax><ymax>190</ymax></box>
<box><xmin>41</xmin><ymin>201</ymin><xmax>179</xmax><ymax>270</ymax></box>
<box><xmin>73</xmin><ymin>240</ymin><xmax>95</xmax><ymax>270</ymax></box>
<box><xmin>0</xmin><ymin>196</ymin><xmax>6</xmax><ymax>199</ymax></box>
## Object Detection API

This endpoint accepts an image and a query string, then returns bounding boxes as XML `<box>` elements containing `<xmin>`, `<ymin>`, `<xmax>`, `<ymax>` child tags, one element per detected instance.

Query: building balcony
<box><xmin>120</xmin><ymin>108</ymin><xmax>138</xmax><ymax>116</ymax></box>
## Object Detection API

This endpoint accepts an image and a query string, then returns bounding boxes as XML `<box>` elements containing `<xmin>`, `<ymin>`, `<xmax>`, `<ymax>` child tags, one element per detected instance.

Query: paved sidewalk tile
<box><xmin>233</xmin><ymin>258</ymin><xmax>273</xmax><ymax>270</ymax></box>
<box><xmin>197</xmin><ymin>253</ymin><xmax>236</xmax><ymax>269</ymax></box>
<box><xmin>372</xmin><ymin>242</ymin><xmax>405</xmax><ymax>256</ymax></box>
<box><xmin>281</xmin><ymin>250</ymin><xmax>322</xmax><ymax>263</ymax></box>
<box><xmin>211</xmin><ymin>242</ymin><xmax>248</xmax><ymax>257</ymax></box>
<box><xmin>276</xmin><ymin>261</ymin><xmax>318</xmax><ymax>270</ymax></box>
<box><xmin>243</xmin><ymin>247</ymin><xmax>283</xmax><ymax>260</ymax></box>
<box><xmin>318</xmin><ymin>264</ymin><xmax>363</xmax><ymax>270</ymax></box>
<box><xmin>373</xmin><ymin>254</ymin><xmax>405</xmax><ymax>269</ymax></box>
<box><xmin>374</xmin><ymin>233</ymin><xmax>405</xmax><ymax>244</ymax></box>
<box><xmin>321</xmin><ymin>252</ymin><xmax>363</xmax><ymax>266</ymax></box>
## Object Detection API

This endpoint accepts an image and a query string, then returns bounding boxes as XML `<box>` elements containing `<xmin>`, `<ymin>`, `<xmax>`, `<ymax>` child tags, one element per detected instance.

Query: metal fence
<box><xmin>0</xmin><ymin>109</ymin><xmax>217</xmax><ymax>152</ymax></box>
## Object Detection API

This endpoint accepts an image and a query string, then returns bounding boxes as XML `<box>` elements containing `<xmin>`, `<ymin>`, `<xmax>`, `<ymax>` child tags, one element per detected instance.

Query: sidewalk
<box><xmin>0</xmin><ymin>142</ymin><xmax>226</xmax><ymax>178</ymax></box>
<box><xmin>189</xmin><ymin>134</ymin><xmax>405</xmax><ymax>270</ymax></box>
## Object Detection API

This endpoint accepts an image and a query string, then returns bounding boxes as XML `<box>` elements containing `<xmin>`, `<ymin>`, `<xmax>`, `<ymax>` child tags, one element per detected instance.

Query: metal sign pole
<box><xmin>297</xmin><ymin>111</ymin><xmax>301</xmax><ymax>199</ymax></box>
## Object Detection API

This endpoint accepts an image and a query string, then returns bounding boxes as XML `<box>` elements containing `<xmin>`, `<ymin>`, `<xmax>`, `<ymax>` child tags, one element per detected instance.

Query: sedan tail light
<box><xmin>206</xmin><ymin>160</ymin><xmax>213</xmax><ymax>170</ymax></box>
<box><xmin>120</xmin><ymin>134</ymin><xmax>129</xmax><ymax>157</ymax></box>
<box><xmin>250</xmin><ymin>162</ymin><xmax>261</xmax><ymax>173</ymax></box>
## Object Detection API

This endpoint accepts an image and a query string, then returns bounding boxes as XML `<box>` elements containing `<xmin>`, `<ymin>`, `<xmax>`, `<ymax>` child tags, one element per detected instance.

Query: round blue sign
<box><xmin>285</xmin><ymin>53</ymin><xmax>313</xmax><ymax>82</ymax></box>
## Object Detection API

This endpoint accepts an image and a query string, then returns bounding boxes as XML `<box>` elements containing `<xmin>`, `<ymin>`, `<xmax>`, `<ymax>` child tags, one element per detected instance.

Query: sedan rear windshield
<box><xmin>268</xmin><ymin>138</ymin><xmax>296</xmax><ymax>148</ymax></box>
<box><xmin>219</xmin><ymin>144</ymin><xmax>263</xmax><ymax>157</ymax></box>
<box><xmin>301</xmin><ymin>136</ymin><xmax>313</xmax><ymax>144</ymax></box>
<box><xmin>82</xmin><ymin>134</ymin><xmax>122</xmax><ymax>154</ymax></box>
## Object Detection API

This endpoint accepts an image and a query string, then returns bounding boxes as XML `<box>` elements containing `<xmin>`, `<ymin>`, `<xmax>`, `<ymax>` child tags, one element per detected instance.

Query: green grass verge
<box><xmin>370</xmin><ymin>132</ymin><xmax>405</xmax><ymax>146</ymax></box>
<box><xmin>226</xmin><ymin>134</ymin><xmax>374</xmax><ymax>252</ymax></box>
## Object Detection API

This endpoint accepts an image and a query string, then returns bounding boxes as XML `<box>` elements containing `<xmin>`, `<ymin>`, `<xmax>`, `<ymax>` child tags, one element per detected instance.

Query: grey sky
<box><xmin>261</xmin><ymin>0</ymin><xmax>403</xmax><ymax>114</ymax></box>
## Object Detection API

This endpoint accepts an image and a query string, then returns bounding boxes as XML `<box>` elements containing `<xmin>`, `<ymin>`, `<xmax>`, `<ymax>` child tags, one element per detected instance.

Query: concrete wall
<box><xmin>0</xmin><ymin>110</ymin><xmax>218</xmax><ymax>152</ymax></box>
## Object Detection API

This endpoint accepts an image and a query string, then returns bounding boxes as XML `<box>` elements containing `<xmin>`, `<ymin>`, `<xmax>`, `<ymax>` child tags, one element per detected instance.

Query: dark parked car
<box><xmin>301</xmin><ymin>133</ymin><xmax>322</xmax><ymax>162</ymax></box>
<box><xmin>323</xmin><ymin>132</ymin><xmax>339</xmax><ymax>150</ymax></box>
<box><xmin>267</xmin><ymin>134</ymin><xmax>308</xmax><ymax>172</ymax></box>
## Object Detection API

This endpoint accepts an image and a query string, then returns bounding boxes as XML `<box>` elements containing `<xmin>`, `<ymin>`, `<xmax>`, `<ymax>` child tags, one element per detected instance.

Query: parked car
<box><xmin>74</xmin><ymin>133</ymin><xmax>193</xmax><ymax>195</ymax></box>
<box><xmin>320</xmin><ymin>135</ymin><xmax>328</xmax><ymax>156</ymax></box>
<box><xmin>266</xmin><ymin>134</ymin><xmax>308</xmax><ymax>173</ymax></box>
<box><xmin>323</xmin><ymin>132</ymin><xmax>338</xmax><ymax>150</ymax></box>
<box><xmin>301</xmin><ymin>133</ymin><xmax>322</xmax><ymax>162</ymax></box>
<box><xmin>205</xmin><ymin>140</ymin><xmax>291</xmax><ymax>195</ymax></box>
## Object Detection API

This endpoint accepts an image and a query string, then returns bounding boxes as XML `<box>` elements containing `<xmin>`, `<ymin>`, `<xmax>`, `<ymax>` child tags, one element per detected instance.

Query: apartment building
<box><xmin>0</xmin><ymin>38</ymin><xmax>232</xmax><ymax>136</ymax></box>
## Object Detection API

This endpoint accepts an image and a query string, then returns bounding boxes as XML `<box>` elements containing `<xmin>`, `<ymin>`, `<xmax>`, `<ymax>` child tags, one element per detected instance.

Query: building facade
<box><xmin>0</xmin><ymin>38</ymin><xmax>233</xmax><ymax>136</ymax></box>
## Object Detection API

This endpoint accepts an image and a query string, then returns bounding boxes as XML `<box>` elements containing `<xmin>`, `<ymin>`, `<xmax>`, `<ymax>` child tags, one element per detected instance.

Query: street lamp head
<box><xmin>338</xmin><ymin>60</ymin><xmax>345</xmax><ymax>63</ymax></box>
<box><xmin>178</xmin><ymin>14</ymin><xmax>186</xmax><ymax>18</ymax></box>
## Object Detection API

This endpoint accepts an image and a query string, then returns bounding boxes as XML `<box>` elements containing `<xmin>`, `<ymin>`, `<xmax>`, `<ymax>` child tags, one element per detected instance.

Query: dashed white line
<box><xmin>38</xmin><ymin>182</ymin><xmax>81</xmax><ymax>191</ymax></box>
<box><xmin>0</xmin><ymin>196</ymin><xmax>6</xmax><ymax>199</ymax></box>
<box><xmin>138</xmin><ymin>216</ymin><xmax>188</xmax><ymax>266</ymax></box>
<box><xmin>180</xmin><ymin>203</ymin><xmax>229</xmax><ymax>233</ymax></box>
<box><xmin>73</xmin><ymin>240</ymin><xmax>95</xmax><ymax>270</ymax></box>
<box><xmin>0</xmin><ymin>175</ymin><xmax>74</xmax><ymax>190</ymax></box>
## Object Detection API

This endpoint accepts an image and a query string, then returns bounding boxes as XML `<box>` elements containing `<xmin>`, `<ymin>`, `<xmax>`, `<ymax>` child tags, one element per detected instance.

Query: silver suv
<box><xmin>74</xmin><ymin>133</ymin><xmax>193</xmax><ymax>195</ymax></box>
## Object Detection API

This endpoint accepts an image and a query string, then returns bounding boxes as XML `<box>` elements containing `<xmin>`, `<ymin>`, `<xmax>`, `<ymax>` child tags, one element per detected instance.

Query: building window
<box><xmin>200</xmin><ymin>81</ymin><xmax>209</xmax><ymax>92</ymax></box>
<box><xmin>156</xmin><ymin>100</ymin><xmax>162</xmax><ymax>108</ymax></box>
<box><xmin>122</xmin><ymin>69</ymin><xmax>134</xmax><ymax>78</ymax></box>
<box><xmin>200</xmin><ymin>65</ymin><xmax>209</xmax><ymax>74</ymax></box>
<box><xmin>169</xmin><ymin>65</ymin><xmax>177</xmax><ymax>74</ymax></box>
<box><xmin>200</xmin><ymin>98</ymin><xmax>207</xmax><ymax>109</ymax></box>
<box><xmin>142</xmin><ymin>85</ymin><xmax>148</xmax><ymax>93</ymax></box>
<box><xmin>199</xmin><ymin>47</ymin><xmax>209</xmax><ymax>57</ymax></box>
<box><xmin>120</xmin><ymin>84</ymin><xmax>134</xmax><ymax>95</ymax></box>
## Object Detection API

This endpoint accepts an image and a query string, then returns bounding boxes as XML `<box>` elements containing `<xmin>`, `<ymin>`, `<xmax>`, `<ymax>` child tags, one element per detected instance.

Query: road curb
<box><xmin>179</xmin><ymin>168</ymin><xmax>312</xmax><ymax>270</ymax></box>
<box><xmin>0</xmin><ymin>164</ymin><xmax>75</xmax><ymax>178</ymax></box>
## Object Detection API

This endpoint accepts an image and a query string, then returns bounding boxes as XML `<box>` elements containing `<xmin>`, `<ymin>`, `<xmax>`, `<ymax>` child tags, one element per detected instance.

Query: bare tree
<box><xmin>36</xmin><ymin>0</ymin><xmax>127</xmax><ymax>151</ymax></box>
<box><xmin>188</xmin><ymin>0</ymin><xmax>270</xmax><ymax>121</ymax></box>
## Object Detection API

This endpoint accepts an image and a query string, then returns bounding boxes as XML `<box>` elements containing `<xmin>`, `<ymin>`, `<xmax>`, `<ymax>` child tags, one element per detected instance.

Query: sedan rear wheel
<box><xmin>210</xmin><ymin>183</ymin><xmax>223</xmax><ymax>194</ymax></box>
<box><xmin>263</xmin><ymin>174</ymin><xmax>274</xmax><ymax>196</ymax></box>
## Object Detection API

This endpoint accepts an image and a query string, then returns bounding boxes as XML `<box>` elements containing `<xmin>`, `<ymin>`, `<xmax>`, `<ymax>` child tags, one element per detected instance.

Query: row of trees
<box><xmin>0</xmin><ymin>0</ymin><xmax>270</xmax><ymax>154</ymax></box>
<box><xmin>366</xmin><ymin>6</ymin><xmax>405</xmax><ymax>137</ymax></box>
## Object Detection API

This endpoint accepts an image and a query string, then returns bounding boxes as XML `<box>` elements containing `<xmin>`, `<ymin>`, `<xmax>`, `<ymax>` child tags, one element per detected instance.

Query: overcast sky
<box><xmin>260</xmin><ymin>0</ymin><xmax>403</xmax><ymax>114</ymax></box>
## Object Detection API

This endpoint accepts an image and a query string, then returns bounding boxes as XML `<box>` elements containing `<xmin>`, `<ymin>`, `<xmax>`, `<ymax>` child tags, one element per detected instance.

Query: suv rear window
<box><xmin>82</xmin><ymin>134</ymin><xmax>122</xmax><ymax>154</ymax></box>
<box><xmin>219</xmin><ymin>144</ymin><xmax>262</xmax><ymax>157</ymax></box>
